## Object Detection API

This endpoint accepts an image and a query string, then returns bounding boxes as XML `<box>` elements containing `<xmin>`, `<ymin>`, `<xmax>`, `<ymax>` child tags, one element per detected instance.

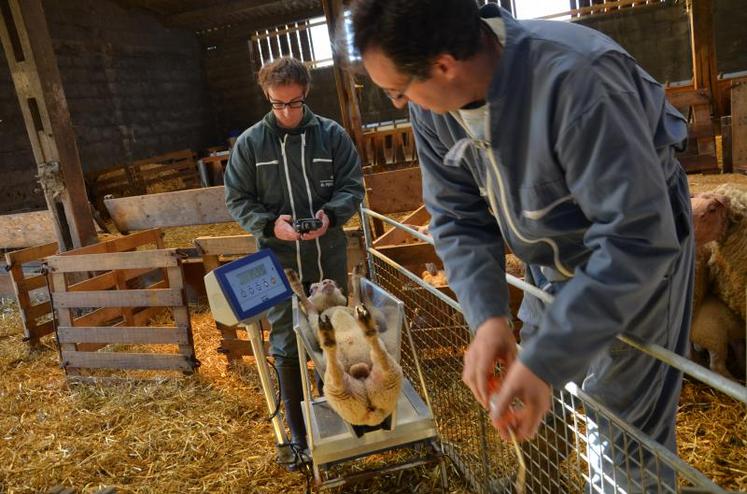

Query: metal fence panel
<box><xmin>369</xmin><ymin>253</ymin><xmax>727</xmax><ymax>494</ymax></box>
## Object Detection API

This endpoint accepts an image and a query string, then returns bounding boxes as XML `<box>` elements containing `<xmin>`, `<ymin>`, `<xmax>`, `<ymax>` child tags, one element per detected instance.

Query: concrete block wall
<box><xmin>575</xmin><ymin>2</ymin><xmax>693</xmax><ymax>84</ymax></box>
<box><xmin>203</xmin><ymin>41</ymin><xmax>406</xmax><ymax>140</ymax></box>
<box><xmin>577</xmin><ymin>1</ymin><xmax>747</xmax><ymax>83</ymax></box>
<box><xmin>715</xmin><ymin>0</ymin><xmax>747</xmax><ymax>75</ymax></box>
<box><xmin>0</xmin><ymin>47</ymin><xmax>45</xmax><ymax>214</ymax></box>
<box><xmin>43</xmin><ymin>0</ymin><xmax>212</xmax><ymax>174</ymax></box>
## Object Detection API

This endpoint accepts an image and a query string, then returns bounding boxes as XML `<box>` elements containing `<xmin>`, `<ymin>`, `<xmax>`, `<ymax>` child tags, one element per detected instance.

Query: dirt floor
<box><xmin>0</xmin><ymin>173</ymin><xmax>745</xmax><ymax>493</ymax></box>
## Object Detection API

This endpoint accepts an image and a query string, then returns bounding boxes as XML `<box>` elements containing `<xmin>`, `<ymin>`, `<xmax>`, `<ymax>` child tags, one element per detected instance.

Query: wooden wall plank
<box><xmin>104</xmin><ymin>187</ymin><xmax>233</xmax><ymax>231</ymax></box>
<box><xmin>57</xmin><ymin>326</ymin><xmax>189</xmax><ymax>345</ymax></box>
<box><xmin>365</xmin><ymin>167</ymin><xmax>423</xmax><ymax>214</ymax></box>
<box><xmin>15</xmin><ymin>274</ymin><xmax>48</xmax><ymax>292</ymax></box>
<box><xmin>376</xmin><ymin>242</ymin><xmax>440</xmax><ymax>267</ymax></box>
<box><xmin>732</xmin><ymin>83</ymin><xmax>747</xmax><ymax>172</ymax></box>
<box><xmin>166</xmin><ymin>265</ymin><xmax>196</xmax><ymax>371</ymax></box>
<box><xmin>54</xmin><ymin>289</ymin><xmax>183</xmax><ymax>309</ymax></box>
<box><xmin>60</xmin><ymin>229</ymin><xmax>162</xmax><ymax>256</ymax></box>
<box><xmin>5</xmin><ymin>241</ymin><xmax>58</xmax><ymax>265</ymax></box>
<box><xmin>73</xmin><ymin>307</ymin><xmax>122</xmax><ymax>327</ymax></box>
<box><xmin>194</xmin><ymin>235</ymin><xmax>257</xmax><ymax>256</ymax></box>
<box><xmin>25</xmin><ymin>300</ymin><xmax>52</xmax><ymax>321</ymax></box>
<box><xmin>48</xmin><ymin>249</ymin><xmax>178</xmax><ymax>272</ymax></box>
<box><xmin>60</xmin><ymin>351</ymin><xmax>192</xmax><ymax>371</ymax></box>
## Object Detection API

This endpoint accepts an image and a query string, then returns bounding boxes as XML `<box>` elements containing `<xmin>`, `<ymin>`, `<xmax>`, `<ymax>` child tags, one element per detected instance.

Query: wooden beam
<box><xmin>104</xmin><ymin>186</ymin><xmax>233</xmax><ymax>232</ymax></box>
<box><xmin>321</xmin><ymin>0</ymin><xmax>366</xmax><ymax>162</ymax></box>
<box><xmin>57</xmin><ymin>326</ymin><xmax>190</xmax><ymax>345</ymax></box>
<box><xmin>732</xmin><ymin>83</ymin><xmax>747</xmax><ymax>173</ymax></box>
<box><xmin>53</xmin><ymin>288</ymin><xmax>184</xmax><ymax>309</ymax></box>
<box><xmin>47</xmin><ymin>249</ymin><xmax>179</xmax><ymax>273</ymax></box>
<box><xmin>169</xmin><ymin>0</ymin><xmax>277</xmax><ymax>27</ymax></box>
<box><xmin>170</xmin><ymin>0</ymin><xmax>321</xmax><ymax>31</ymax></box>
<box><xmin>60</xmin><ymin>351</ymin><xmax>193</xmax><ymax>371</ymax></box>
<box><xmin>0</xmin><ymin>0</ymin><xmax>97</xmax><ymax>250</ymax></box>
<box><xmin>197</xmin><ymin>5</ymin><xmax>324</xmax><ymax>43</ymax></box>
<box><xmin>194</xmin><ymin>234</ymin><xmax>258</xmax><ymax>256</ymax></box>
<box><xmin>688</xmin><ymin>0</ymin><xmax>722</xmax><ymax>119</ymax></box>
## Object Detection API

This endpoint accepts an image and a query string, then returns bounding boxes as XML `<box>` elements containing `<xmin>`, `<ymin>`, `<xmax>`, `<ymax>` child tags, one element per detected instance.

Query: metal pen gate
<box><xmin>360</xmin><ymin>207</ymin><xmax>745</xmax><ymax>494</ymax></box>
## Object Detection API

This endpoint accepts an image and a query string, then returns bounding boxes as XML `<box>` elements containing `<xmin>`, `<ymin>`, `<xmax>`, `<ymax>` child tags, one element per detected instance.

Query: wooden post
<box><xmin>688</xmin><ymin>0</ymin><xmax>721</xmax><ymax>120</ymax></box>
<box><xmin>321</xmin><ymin>0</ymin><xmax>366</xmax><ymax>163</ymax></box>
<box><xmin>0</xmin><ymin>0</ymin><xmax>97</xmax><ymax>250</ymax></box>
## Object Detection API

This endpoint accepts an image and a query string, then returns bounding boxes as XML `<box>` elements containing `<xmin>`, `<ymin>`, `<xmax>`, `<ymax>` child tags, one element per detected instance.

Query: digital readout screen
<box><xmin>224</xmin><ymin>256</ymin><xmax>286</xmax><ymax>313</ymax></box>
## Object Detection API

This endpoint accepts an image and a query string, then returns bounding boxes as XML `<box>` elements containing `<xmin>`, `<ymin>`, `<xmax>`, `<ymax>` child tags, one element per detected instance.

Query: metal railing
<box><xmin>361</xmin><ymin>207</ymin><xmax>741</xmax><ymax>494</ymax></box>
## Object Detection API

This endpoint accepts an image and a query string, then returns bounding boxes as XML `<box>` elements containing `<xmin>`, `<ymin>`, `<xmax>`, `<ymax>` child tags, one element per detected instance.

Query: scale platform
<box><xmin>303</xmin><ymin>379</ymin><xmax>437</xmax><ymax>466</ymax></box>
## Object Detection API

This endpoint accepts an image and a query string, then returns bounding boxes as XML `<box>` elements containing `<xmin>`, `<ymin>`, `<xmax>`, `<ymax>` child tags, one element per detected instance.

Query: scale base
<box><xmin>303</xmin><ymin>379</ymin><xmax>437</xmax><ymax>467</ymax></box>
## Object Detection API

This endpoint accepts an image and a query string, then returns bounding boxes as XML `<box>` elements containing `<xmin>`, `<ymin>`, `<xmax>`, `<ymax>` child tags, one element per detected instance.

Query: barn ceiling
<box><xmin>114</xmin><ymin>0</ymin><xmax>323</xmax><ymax>32</ymax></box>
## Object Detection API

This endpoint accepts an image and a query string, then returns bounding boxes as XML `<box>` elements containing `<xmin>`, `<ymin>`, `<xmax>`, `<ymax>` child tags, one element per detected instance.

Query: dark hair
<box><xmin>257</xmin><ymin>56</ymin><xmax>311</xmax><ymax>92</ymax></box>
<box><xmin>351</xmin><ymin>0</ymin><xmax>482</xmax><ymax>79</ymax></box>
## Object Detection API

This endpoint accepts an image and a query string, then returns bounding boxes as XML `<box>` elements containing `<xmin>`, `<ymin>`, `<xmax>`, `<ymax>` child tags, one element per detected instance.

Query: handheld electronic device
<box><xmin>294</xmin><ymin>217</ymin><xmax>323</xmax><ymax>234</ymax></box>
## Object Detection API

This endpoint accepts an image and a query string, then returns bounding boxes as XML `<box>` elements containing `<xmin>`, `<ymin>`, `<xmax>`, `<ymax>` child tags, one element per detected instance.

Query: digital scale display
<box><xmin>207</xmin><ymin>249</ymin><xmax>293</xmax><ymax>325</ymax></box>
<box><xmin>224</xmin><ymin>256</ymin><xmax>286</xmax><ymax>313</ymax></box>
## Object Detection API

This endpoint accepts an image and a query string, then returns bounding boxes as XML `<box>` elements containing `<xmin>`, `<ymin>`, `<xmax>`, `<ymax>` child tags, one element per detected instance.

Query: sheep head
<box><xmin>308</xmin><ymin>279</ymin><xmax>347</xmax><ymax>311</ymax></box>
<box><xmin>691</xmin><ymin>192</ymin><xmax>730</xmax><ymax>247</ymax></box>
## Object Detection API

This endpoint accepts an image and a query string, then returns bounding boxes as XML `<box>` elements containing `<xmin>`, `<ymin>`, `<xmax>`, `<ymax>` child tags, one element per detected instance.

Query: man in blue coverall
<box><xmin>351</xmin><ymin>1</ymin><xmax>694</xmax><ymax>491</ymax></box>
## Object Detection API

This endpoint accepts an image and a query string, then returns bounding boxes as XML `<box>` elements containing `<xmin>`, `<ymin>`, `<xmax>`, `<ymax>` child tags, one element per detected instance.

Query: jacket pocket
<box><xmin>518</xmin><ymin>178</ymin><xmax>588</xmax><ymax>234</ymax></box>
<box><xmin>311</xmin><ymin>157</ymin><xmax>335</xmax><ymax>200</ymax></box>
<box><xmin>255</xmin><ymin>160</ymin><xmax>284</xmax><ymax>209</ymax></box>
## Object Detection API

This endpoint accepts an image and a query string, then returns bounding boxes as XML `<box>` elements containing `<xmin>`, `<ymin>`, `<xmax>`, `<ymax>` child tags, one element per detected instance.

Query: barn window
<box><xmin>252</xmin><ymin>16</ymin><xmax>333</xmax><ymax>69</ymax></box>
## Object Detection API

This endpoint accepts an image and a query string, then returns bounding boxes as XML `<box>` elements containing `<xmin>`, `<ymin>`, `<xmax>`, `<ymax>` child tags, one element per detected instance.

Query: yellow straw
<box><xmin>508</xmin><ymin>427</ymin><xmax>526</xmax><ymax>494</ymax></box>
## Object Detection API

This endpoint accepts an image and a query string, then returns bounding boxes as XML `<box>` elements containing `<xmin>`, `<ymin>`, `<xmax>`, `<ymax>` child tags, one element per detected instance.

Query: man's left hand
<box><xmin>301</xmin><ymin>210</ymin><xmax>330</xmax><ymax>240</ymax></box>
<box><xmin>489</xmin><ymin>360</ymin><xmax>551</xmax><ymax>442</ymax></box>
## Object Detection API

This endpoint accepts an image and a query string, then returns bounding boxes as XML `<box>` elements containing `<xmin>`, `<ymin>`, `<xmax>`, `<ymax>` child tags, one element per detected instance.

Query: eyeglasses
<box><xmin>270</xmin><ymin>99</ymin><xmax>305</xmax><ymax>110</ymax></box>
<box><xmin>382</xmin><ymin>76</ymin><xmax>414</xmax><ymax>102</ymax></box>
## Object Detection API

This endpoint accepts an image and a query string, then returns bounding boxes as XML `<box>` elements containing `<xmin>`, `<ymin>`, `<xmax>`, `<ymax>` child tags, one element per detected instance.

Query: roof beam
<box><xmin>167</xmin><ymin>0</ymin><xmax>319</xmax><ymax>30</ymax></box>
<box><xmin>0</xmin><ymin>0</ymin><xmax>97</xmax><ymax>250</ymax></box>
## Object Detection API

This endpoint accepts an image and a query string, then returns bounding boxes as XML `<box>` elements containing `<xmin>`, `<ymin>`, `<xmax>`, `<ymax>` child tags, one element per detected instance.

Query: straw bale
<box><xmin>687</xmin><ymin>173</ymin><xmax>747</xmax><ymax>195</ymax></box>
<box><xmin>677</xmin><ymin>379</ymin><xmax>747</xmax><ymax>491</ymax></box>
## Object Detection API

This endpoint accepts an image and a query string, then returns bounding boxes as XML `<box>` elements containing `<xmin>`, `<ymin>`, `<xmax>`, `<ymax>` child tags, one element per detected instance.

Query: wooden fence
<box><xmin>4</xmin><ymin>242</ymin><xmax>58</xmax><ymax>345</ymax></box>
<box><xmin>362</xmin><ymin>124</ymin><xmax>418</xmax><ymax>172</ymax></box>
<box><xmin>46</xmin><ymin>229</ymin><xmax>197</xmax><ymax>377</ymax></box>
<box><xmin>89</xmin><ymin>149</ymin><xmax>201</xmax><ymax>212</ymax></box>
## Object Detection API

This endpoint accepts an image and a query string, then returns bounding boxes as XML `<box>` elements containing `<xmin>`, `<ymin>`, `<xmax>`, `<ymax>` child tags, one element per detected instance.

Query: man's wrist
<box><xmin>323</xmin><ymin>207</ymin><xmax>336</xmax><ymax>227</ymax></box>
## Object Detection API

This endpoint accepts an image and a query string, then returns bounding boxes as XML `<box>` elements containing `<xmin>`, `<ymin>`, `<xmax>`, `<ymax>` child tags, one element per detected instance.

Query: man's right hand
<box><xmin>274</xmin><ymin>215</ymin><xmax>301</xmax><ymax>241</ymax></box>
<box><xmin>461</xmin><ymin>316</ymin><xmax>517</xmax><ymax>410</ymax></box>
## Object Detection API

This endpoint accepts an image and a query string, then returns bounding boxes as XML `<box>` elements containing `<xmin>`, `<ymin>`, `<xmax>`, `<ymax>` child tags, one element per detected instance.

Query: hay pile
<box><xmin>688</xmin><ymin>173</ymin><xmax>747</xmax><ymax>195</ymax></box>
<box><xmin>0</xmin><ymin>298</ymin><xmax>470</xmax><ymax>493</ymax></box>
<box><xmin>677</xmin><ymin>380</ymin><xmax>747</xmax><ymax>490</ymax></box>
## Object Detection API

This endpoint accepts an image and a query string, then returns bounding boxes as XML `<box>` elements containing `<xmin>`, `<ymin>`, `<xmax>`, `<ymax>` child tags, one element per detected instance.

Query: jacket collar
<box><xmin>483</xmin><ymin>5</ymin><xmax>527</xmax><ymax>106</ymax></box>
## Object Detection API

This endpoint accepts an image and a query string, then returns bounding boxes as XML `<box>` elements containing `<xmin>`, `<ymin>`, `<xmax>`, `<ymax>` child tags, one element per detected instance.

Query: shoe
<box><xmin>276</xmin><ymin>443</ymin><xmax>311</xmax><ymax>472</ymax></box>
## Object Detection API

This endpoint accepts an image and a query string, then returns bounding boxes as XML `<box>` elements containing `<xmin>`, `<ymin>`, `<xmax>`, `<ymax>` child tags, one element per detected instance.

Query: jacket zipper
<box><xmin>279</xmin><ymin>134</ymin><xmax>304</xmax><ymax>279</ymax></box>
<box><xmin>298</xmin><ymin>132</ymin><xmax>325</xmax><ymax>282</ymax></box>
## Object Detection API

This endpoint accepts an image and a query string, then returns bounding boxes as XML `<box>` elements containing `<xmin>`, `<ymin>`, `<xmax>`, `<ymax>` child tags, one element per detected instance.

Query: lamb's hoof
<box><xmin>318</xmin><ymin>314</ymin><xmax>336</xmax><ymax>348</ymax></box>
<box><xmin>355</xmin><ymin>305</ymin><xmax>377</xmax><ymax>337</ymax></box>
<box><xmin>284</xmin><ymin>269</ymin><xmax>299</xmax><ymax>284</ymax></box>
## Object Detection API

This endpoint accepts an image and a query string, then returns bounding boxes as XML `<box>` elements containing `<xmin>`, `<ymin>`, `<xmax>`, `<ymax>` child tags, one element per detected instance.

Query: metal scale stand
<box><xmin>292</xmin><ymin>277</ymin><xmax>448</xmax><ymax>491</ymax></box>
<box><xmin>204</xmin><ymin>249</ymin><xmax>295</xmax><ymax>463</ymax></box>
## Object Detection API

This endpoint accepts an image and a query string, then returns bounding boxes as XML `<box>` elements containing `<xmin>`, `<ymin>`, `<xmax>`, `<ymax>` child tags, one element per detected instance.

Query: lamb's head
<box><xmin>713</xmin><ymin>184</ymin><xmax>747</xmax><ymax>232</ymax></box>
<box><xmin>691</xmin><ymin>192</ymin><xmax>730</xmax><ymax>246</ymax></box>
<box><xmin>308</xmin><ymin>279</ymin><xmax>347</xmax><ymax>311</ymax></box>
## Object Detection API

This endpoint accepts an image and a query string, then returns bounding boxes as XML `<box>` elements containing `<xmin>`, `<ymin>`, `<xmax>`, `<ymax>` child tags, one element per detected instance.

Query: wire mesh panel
<box><xmin>369</xmin><ymin>254</ymin><xmax>726</xmax><ymax>494</ymax></box>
